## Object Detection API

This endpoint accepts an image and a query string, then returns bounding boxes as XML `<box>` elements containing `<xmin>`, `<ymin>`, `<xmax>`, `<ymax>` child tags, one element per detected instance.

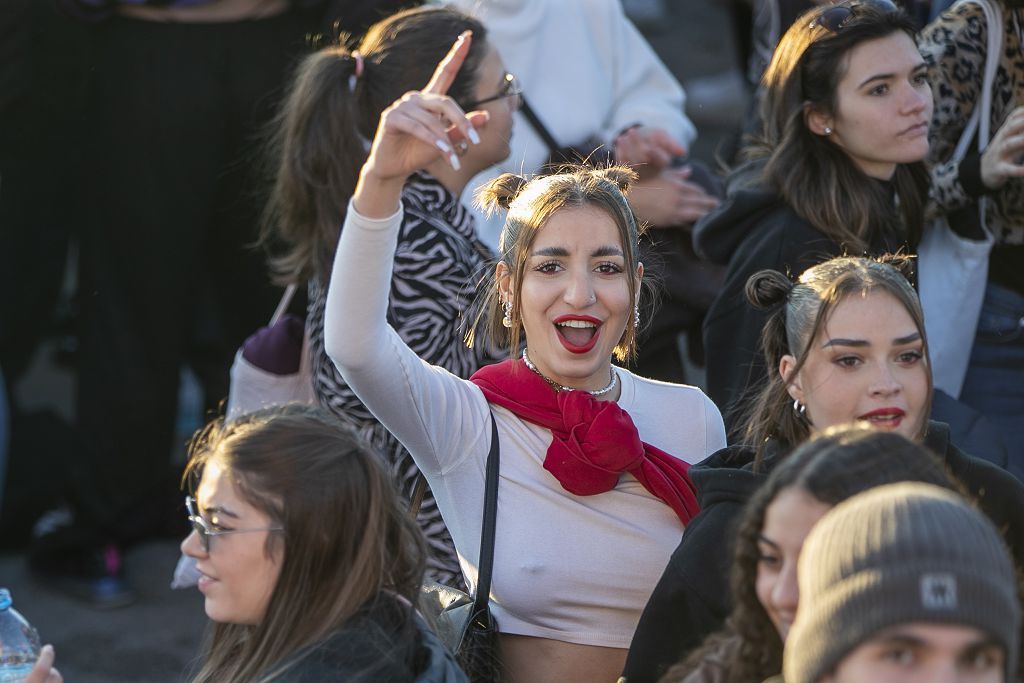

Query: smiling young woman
<box><xmin>623</xmin><ymin>256</ymin><xmax>1024</xmax><ymax>683</ymax></box>
<box><xmin>178</xmin><ymin>404</ymin><xmax>463</xmax><ymax>683</ymax></box>
<box><xmin>324</xmin><ymin>33</ymin><xmax>726</xmax><ymax>682</ymax></box>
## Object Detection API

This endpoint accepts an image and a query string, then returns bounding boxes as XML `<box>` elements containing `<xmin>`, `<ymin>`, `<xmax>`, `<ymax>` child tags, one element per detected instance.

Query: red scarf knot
<box><xmin>470</xmin><ymin>358</ymin><xmax>700</xmax><ymax>524</ymax></box>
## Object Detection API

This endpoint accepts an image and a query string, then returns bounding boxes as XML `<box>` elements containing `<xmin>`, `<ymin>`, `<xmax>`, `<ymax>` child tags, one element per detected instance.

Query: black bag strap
<box><xmin>407</xmin><ymin>414</ymin><xmax>500</xmax><ymax>618</ymax></box>
<box><xmin>472</xmin><ymin>413</ymin><xmax>500</xmax><ymax>621</ymax></box>
<box><xmin>519</xmin><ymin>96</ymin><xmax>561</xmax><ymax>158</ymax></box>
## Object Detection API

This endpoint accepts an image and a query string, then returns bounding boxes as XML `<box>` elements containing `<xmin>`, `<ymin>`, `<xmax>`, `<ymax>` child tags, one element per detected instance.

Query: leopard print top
<box><xmin>919</xmin><ymin>1</ymin><xmax>1024</xmax><ymax>245</ymax></box>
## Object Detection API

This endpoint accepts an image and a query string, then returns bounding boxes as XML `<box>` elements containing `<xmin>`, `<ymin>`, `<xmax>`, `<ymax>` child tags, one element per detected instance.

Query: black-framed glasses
<box><xmin>809</xmin><ymin>0</ymin><xmax>899</xmax><ymax>32</ymax></box>
<box><xmin>464</xmin><ymin>72</ymin><xmax>522</xmax><ymax>109</ymax></box>
<box><xmin>185</xmin><ymin>496</ymin><xmax>283</xmax><ymax>553</ymax></box>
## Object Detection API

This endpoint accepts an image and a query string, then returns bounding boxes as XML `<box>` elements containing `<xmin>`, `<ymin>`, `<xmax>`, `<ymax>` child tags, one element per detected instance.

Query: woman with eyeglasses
<box><xmin>261</xmin><ymin>6</ymin><xmax>518</xmax><ymax>587</ymax></box>
<box><xmin>694</xmin><ymin>0</ymin><xmax>932</xmax><ymax>427</ymax></box>
<box><xmin>178</xmin><ymin>404</ymin><xmax>465</xmax><ymax>682</ymax></box>
<box><xmin>324</xmin><ymin>30</ymin><xmax>727</xmax><ymax>681</ymax></box>
<box><xmin>621</xmin><ymin>256</ymin><xmax>1024</xmax><ymax>683</ymax></box>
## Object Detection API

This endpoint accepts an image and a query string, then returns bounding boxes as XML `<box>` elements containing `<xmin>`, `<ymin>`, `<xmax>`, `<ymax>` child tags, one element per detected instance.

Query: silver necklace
<box><xmin>521</xmin><ymin>349</ymin><xmax>618</xmax><ymax>397</ymax></box>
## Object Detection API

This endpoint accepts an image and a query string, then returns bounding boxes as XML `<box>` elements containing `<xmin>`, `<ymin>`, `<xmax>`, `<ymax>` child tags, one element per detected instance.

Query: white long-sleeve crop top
<box><xmin>325</xmin><ymin>201</ymin><xmax>727</xmax><ymax>648</ymax></box>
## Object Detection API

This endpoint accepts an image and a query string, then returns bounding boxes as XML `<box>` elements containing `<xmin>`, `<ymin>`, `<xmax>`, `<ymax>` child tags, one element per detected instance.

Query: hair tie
<box><xmin>348</xmin><ymin>51</ymin><xmax>364</xmax><ymax>94</ymax></box>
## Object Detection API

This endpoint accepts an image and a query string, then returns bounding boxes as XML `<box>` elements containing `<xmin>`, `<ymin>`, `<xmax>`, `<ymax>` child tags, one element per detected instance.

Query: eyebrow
<box><xmin>820</xmin><ymin>332</ymin><xmax>921</xmax><ymax>349</ymax></box>
<box><xmin>858</xmin><ymin>61</ymin><xmax>928</xmax><ymax>89</ymax></box>
<box><xmin>757</xmin><ymin>535</ymin><xmax>780</xmax><ymax>551</ymax></box>
<box><xmin>530</xmin><ymin>245</ymin><xmax>624</xmax><ymax>258</ymax></box>
<box><xmin>203</xmin><ymin>504</ymin><xmax>240</xmax><ymax>520</ymax></box>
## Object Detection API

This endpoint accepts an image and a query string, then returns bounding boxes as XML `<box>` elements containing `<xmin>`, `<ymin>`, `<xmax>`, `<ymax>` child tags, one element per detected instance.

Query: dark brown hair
<box><xmin>743</xmin><ymin>1</ymin><xmax>929</xmax><ymax>252</ymax></box>
<box><xmin>261</xmin><ymin>6</ymin><xmax>487</xmax><ymax>285</ymax></box>
<box><xmin>662</xmin><ymin>426</ymin><xmax>960</xmax><ymax>683</ymax></box>
<box><xmin>737</xmin><ymin>255</ymin><xmax>933</xmax><ymax>460</ymax></box>
<box><xmin>184</xmin><ymin>404</ymin><xmax>427</xmax><ymax>683</ymax></box>
<box><xmin>470</xmin><ymin>164</ymin><xmax>646</xmax><ymax>361</ymax></box>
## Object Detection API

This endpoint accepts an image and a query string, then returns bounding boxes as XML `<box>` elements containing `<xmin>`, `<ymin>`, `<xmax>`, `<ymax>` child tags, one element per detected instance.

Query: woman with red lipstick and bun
<box><xmin>694</xmin><ymin>0</ymin><xmax>932</xmax><ymax>430</ymax></box>
<box><xmin>622</xmin><ymin>255</ymin><xmax>1024</xmax><ymax>683</ymax></box>
<box><xmin>324</xmin><ymin>33</ymin><xmax>726</xmax><ymax>682</ymax></box>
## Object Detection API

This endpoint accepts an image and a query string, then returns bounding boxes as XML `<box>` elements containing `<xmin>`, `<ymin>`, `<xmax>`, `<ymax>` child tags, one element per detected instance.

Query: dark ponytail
<box><xmin>260</xmin><ymin>7</ymin><xmax>487</xmax><ymax>285</ymax></box>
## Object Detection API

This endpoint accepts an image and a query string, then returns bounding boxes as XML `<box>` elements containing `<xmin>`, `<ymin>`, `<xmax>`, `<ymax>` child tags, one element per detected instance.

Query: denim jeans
<box><xmin>960</xmin><ymin>282</ymin><xmax>1024</xmax><ymax>479</ymax></box>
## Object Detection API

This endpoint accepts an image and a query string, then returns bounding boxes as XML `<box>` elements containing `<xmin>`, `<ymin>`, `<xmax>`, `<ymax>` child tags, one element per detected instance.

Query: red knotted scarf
<box><xmin>470</xmin><ymin>358</ymin><xmax>700</xmax><ymax>525</ymax></box>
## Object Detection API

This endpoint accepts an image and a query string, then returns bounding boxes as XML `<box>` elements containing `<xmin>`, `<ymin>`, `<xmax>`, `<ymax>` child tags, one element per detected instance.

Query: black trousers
<box><xmin>75</xmin><ymin>12</ymin><xmax>313</xmax><ymax>540</ymax></box>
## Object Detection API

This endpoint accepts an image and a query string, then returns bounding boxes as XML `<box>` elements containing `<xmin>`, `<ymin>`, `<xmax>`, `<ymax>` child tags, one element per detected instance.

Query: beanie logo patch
<box><xmin>920</xmin><ymin>573</ymin><xmax>957</xmax><ymax>610</ymax></box>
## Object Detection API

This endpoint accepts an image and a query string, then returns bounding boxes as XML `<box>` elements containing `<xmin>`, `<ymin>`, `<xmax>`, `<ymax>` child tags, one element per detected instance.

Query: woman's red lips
<box><xmin>553</xmin><ymin>315</ymin><xmax>601</xmax><ymax>354</ymax></box>
<box><xmin>858</xmin><ymin>408</ymin><xmax>906</xmax><ymax>428</ymax></box>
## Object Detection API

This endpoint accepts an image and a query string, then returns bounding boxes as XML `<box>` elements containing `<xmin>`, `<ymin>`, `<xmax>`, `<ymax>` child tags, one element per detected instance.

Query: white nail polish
<box><xmin>449</xmin><ymin>153</ymin><xmax>461</xmax><ymax>171</ymax></box>
<box><xmin>436</xmin><ymin>139</ymin><xmax>452</xmax><ymax>154</ymax></box>
<box><xmin>467</xmin><ymin>127</ymin><xmax>481</xmax><ymax>145</ymax></box>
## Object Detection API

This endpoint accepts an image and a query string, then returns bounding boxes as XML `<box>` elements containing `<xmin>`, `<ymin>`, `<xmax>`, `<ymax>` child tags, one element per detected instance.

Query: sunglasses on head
<box><xmin>809</xmin><ymin>0</ymin><xmax>900</xmax><ymax>32</ymax></box>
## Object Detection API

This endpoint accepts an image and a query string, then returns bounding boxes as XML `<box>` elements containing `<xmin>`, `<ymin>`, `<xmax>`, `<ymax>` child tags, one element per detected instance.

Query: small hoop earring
<box><xmin>502</xmin><ymin>299</ymin><xmax>513</xmax><ymax>328</ymax></box>
<box><xmin>793</xmin><ymin>399</ymin><xmax>806</xmax><ymax>417</ymax></box>
<box><xmin>456</xmin><ymin>139</ymin><xmax>470</xmax><ymax>156</ymax></box>
<box><xmin>823</xmin><ymin>126</ymin><xmax>832</xmax><ymax>136</ymax></box>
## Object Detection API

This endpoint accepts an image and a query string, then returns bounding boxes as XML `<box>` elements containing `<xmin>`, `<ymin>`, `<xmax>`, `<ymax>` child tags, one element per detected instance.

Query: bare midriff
<box><xmin>117</xmin><ymin>0</ymin><xmax>287</xmax><ymax>22</ymax></box>
<box><xmin>499</xmin><ymin>633</ymin><xmax>627</xmax><ymax>682</ymax></box>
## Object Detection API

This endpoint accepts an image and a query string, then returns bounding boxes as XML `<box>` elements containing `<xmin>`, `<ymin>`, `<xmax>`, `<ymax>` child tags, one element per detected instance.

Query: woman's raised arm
<box><xmin>351</xmin><ymin>31</ymin><xmax>487</xmax><ymax>218</ymax></box>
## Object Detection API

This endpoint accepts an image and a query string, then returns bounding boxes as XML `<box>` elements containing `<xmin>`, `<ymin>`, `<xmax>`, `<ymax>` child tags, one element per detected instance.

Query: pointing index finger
<box><xmin>424</xmin><ymin>30</ymin><xmax>472</xmax><ymax>95</ymax></box>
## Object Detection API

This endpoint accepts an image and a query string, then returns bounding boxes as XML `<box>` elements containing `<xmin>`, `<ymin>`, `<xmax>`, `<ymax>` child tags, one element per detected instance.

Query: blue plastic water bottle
<box><xmin>0</xmin><ymin>589</ymin><xmax>40</xmax><ymax>682</ymax></box>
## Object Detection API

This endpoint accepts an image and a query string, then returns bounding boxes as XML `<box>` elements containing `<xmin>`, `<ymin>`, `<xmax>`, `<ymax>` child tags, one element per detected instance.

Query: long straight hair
<box><xmin>744</xmin><ymin>1</ymin><xmax>929</xmax><ymax>252</ymax></box>
<box><xmin>184</xmin><ymin>404</ymin><xmax>427</xmax><ymax>683</ymax></box>
<box><xmin>260</xmin><ymin>7</ymin><xmax>487</xmax><ymax>286</ymax></box>
<box><xmin>664</xmin><ymin>426</ymin><xmax>960</xmax><ymax>683</ymax></box>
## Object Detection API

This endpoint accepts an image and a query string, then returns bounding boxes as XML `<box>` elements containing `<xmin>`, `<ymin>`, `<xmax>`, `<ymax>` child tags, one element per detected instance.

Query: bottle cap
<box><xmin>0</xmin><ymin>588</ymin><xmax>11</xmax><ymax>610</ymax></box>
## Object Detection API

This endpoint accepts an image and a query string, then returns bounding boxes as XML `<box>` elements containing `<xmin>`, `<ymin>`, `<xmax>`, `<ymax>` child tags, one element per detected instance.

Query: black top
<box><xmin>693</xmin><ymin>167</ymin><xmax>910</xmax><ymax>431</ymax></box>
<box><xmin>279</xmin><ymin>594</ymin><xmax>467</xmax><ymax>683</ymax></box>
<box><xmin>620</xmin><ymin>421</ymin><xmax>1024</xmax><ymax>683</ymax></box>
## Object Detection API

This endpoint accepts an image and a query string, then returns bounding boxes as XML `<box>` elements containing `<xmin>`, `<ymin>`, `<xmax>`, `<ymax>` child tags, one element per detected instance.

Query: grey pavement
<box><xmin>1</xmin><ymin>1</ymin><xmax>746</xmax><ymax>681</ymax></box>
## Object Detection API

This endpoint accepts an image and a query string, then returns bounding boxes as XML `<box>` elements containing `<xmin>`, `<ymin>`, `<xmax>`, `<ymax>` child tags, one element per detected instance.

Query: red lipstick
<box><xmin>553</xmin><ymin>315</ymin><xmax>601</xmax><ymax>354</ymax></box>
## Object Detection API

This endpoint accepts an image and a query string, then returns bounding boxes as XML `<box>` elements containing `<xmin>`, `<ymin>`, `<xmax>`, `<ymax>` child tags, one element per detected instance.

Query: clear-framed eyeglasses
<box><xmin>185</xmin><ymin>495</ymin><xmax>283</xmax><ymax>553</ymax></box>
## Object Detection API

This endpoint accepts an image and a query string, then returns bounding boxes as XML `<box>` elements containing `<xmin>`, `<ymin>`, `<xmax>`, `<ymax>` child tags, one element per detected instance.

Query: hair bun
<box><xmin>875</xmin><ymin>252</ymin><xmax>916</xmax><ymax>281</ymax></box>
<box><xmin>746</xmin><ymin>269</ymin><xmax>794</xmax><ymax>309</ymax></box>
<box><xmin>475</xmin><ymin>172</ymin><xmax>529</xmax><ymax>214</ymax></box>
<box><xmin>592</xmin><ymin>165</ymin><xmax>638</xmax><ymax>194</ymax></box>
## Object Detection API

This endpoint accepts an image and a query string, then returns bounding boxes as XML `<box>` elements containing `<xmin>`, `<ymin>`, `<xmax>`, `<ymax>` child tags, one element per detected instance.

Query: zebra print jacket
<box><xmin>308</xmin><ymin>172</ymin><xmax>504</xmax><ymax>586</ymax></box>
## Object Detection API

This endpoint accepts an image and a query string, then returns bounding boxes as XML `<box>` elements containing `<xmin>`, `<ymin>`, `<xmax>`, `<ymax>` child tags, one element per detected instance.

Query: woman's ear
<box><xmin>779</xmin><ymin>354</ymin><xmax>805</xmax><ymax>402</ymax></box>
<box><xmin>635</xmin><ymin>262</ymin><xmax>644</xmax><ymax>292</ymax></box>
<box><xmin>496</xmin><ymin>261</ymin><xmax>513</xmax><ymax>302</ymax></box>
<box><xmin>803</xmin><ymin>102</ymin><xmax>834</xmax><ymax>137</ymax></box>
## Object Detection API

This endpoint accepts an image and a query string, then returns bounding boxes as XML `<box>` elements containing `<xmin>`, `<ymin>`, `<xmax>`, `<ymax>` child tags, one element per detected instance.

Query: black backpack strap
<box><xmin>472</xmin><ymin>413</ymin><xmax>500</xmax><ymax>620</ymax></box>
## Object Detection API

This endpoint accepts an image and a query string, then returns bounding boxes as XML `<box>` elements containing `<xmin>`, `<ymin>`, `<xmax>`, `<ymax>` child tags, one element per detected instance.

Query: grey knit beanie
<box><xmin>784</xmin><ymin>482</ymin><xmax>1020</xmax><ymax>683</ymax></box>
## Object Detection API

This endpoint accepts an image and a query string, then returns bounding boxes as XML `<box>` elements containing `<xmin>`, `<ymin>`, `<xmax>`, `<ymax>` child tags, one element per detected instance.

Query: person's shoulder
<box><xmin>281</xmin><ymin>596</ymin><xmax>419</xmax><ymax>682</ymax></box>
<box><xmin>626</xmin><ymin>371</ymin><xmax>713</xmax><ymax>404</ymax></box>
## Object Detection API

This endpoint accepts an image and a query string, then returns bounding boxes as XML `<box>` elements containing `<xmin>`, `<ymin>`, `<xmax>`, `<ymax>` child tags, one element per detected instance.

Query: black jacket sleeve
<box><xmin>621</xmin><ymin>501</ymin><xmax>745</xmax><ymax>683</ymax></box>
